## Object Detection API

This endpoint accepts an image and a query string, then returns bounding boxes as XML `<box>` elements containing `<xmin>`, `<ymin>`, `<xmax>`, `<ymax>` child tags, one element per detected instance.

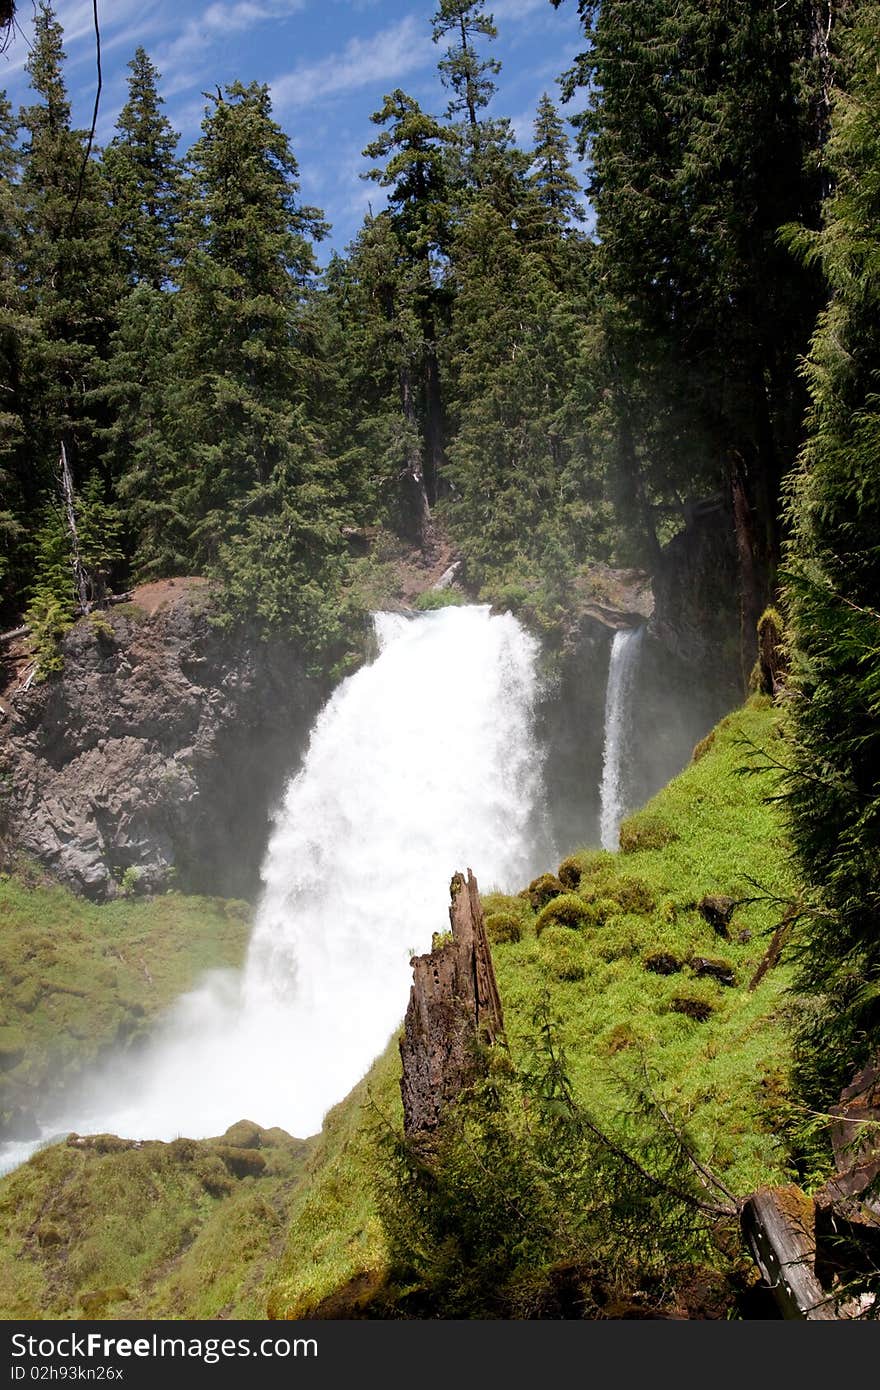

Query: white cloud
<box><xmin>491</xmin><ymin>0</ymin><xmax>549</xmax><ymax>21</ymax></box>
<box><xmin>270</xmin><ymin>14</ymin><xmax>432</xmax><ymax>112</ymax></box>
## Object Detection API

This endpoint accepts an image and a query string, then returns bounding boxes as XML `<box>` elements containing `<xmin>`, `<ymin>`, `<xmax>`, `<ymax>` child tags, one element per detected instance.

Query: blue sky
<box><xmin>1</xmin><ymin>0</ymin><xmax>588</xmax><ymax>255</ymax></box>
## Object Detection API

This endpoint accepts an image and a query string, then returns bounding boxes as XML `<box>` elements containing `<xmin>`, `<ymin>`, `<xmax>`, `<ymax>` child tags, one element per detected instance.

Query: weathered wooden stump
<box><xmin>399</xmin><ymin>869</ymin><xmax>505</xmax><ymax>1137</ymax></box>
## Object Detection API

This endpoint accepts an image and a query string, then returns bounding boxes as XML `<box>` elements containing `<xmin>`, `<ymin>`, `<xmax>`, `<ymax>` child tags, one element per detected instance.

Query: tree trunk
<box><xmin>399</xmin><ymin>869</ymin><xmax>505</xmax><ymax>1139</ymax></box>
<box><xmin>730</xmin><ymin>452</ymin><xmax>763</xmax><ymax>690</ymax></box>
<box><xmin>399</xmin><ymin>366</ymin><xmax>435</xmax><ymax>553</ymax></box>
<box><xmin>59</xmin><ymin>441</ymin><xmax>92</xmax><ymax>615</ymax></box>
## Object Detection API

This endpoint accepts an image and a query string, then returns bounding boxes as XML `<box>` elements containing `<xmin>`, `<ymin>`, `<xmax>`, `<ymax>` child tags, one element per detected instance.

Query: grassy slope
<box><xmin>0</xmin><ymin>876</ymin><xmax>251</xmax><ymax>1132</ymax></box>
<box><xmin>266</xmin><ymin>696</ymin><xmax>795</xmax><ymax>1316</ymax></box>
<box><xmin>0</xmin><ymin>698</ymin><xmax>795</xmax><ymax>1319</ymax></box>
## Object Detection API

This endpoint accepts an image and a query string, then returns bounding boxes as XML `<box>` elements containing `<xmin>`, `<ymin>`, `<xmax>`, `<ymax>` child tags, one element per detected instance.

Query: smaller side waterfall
<box><xmin>599</xmin><ymin>626</ymin><xmax>644</xmax><ymax>850</ymax></box>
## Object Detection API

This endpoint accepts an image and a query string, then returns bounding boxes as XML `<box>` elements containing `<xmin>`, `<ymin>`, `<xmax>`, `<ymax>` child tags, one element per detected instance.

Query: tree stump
<box><xmin>399</xmin><ymin>869</ymin><xmax>505</xmax><ymax>1138</ymax></box>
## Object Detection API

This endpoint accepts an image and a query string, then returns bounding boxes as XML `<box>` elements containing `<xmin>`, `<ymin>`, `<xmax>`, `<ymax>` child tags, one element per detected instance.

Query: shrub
<box><xmin>539</xmin><ymin>926</ymin><xmax>588</xmax><ymax>982</ymax></box>
<box><xmin>557</xmin><ymin>850</ymin><xmax>613</xmax><ymax>890</ymax></box>
<box><xmin>535</xmin><ymin>893</ymin><xmax>594</xmax><ymax>935</ymax></box>
<box><xmin>485</xmin><ymin>912</ymin><xmax>522</xmax><ymax>945</ymax></box>
<box><xmin>527</xmin><ymin>874</ymin><xmax>565</xmax><ymax>911</ymax></box>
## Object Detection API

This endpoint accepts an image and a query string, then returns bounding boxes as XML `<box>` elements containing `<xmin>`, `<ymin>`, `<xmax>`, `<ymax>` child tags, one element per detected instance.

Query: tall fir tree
<box><xmin>362</xmin><ymin>91</ymin><xmax>451</xmax><ymax>532</ymax></box>
<box><xmin>15</xmin><ymin>2</ymin><xmax>123</xmax><ymax>613</ymax></box>
<box><xmin>555</xmin><ymin>0</ymin><xmax>825</xmax><ymax>674</ymax></box>
<box><xmin>0</xmin><ymin>88</ymin><xmax>28</xmax><ymax>614</ymax></box>
<box><xmin>782</xmin><ymin>2</ymin><xmax>880</xmax><ymax>1102</ymax></box>
<box><xmin>103</xmin><ymin>48</ymin><xmax>181</xmax><ymax>290</ymax></box>
<box><xmin>528</xmin><ymin>93</ymin><xmax>583</xmax><ymax>231</ymax></box>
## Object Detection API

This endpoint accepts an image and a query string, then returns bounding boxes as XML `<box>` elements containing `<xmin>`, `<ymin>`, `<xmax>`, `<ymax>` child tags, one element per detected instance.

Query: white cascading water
<box><xmin>10</xmin><ymin>605</ymin><xmax>545</xmax><ymax>1157</ymax></box>
<box><xmin>598</xmin><ymin>626</ymin><xmax>643</xmax><ymax>851</ymax></box>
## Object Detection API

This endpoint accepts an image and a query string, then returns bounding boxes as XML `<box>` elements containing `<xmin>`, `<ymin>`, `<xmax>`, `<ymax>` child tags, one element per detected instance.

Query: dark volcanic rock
<box><xmin>0</xmin><ymin>581</ymin><xmax>327</xmax><ymax>900</ymax></box>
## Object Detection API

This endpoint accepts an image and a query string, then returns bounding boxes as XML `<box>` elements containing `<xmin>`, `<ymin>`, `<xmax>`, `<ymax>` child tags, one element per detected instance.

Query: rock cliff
<box><xmin>0</xmin><ymin>580</ymin><xmax>325</xmax><ymax>900</ymax></box>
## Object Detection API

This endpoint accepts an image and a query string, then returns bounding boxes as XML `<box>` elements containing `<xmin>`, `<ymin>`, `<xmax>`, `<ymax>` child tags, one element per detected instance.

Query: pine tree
<box><xmin>17</xmin><ymin>2</ymin><xmax>121</xmax><ymax>494</ymax></box>
<box><xmin>555</xmin><ymin>0</ymin><xmax>825</xmax><ymax>669</ymax></box>
<box><xmin>0</xmin><ymin>88</ymin><xmax>28</xmax><ymax>614</ymax></box>
<box><xmin>362</xmin><ymin>91</ymin><xmax>451</xmax><ymax>530</ymax></box>
<box><xmin>529</xmin><ymin>93</ymin><xmax>583</xmax><ymax>231</ymax></box>
<box><xmin>103</xmin><ymin>48</ymin><xmax>181</xmax><ymax>290</ymax></box>
<box><xmin>442</xmin><ymin>194</ymin><xmax>604</xmax><ymax>611</ymax></box>
<box><xmin>783</xmin><ymin>2</ymin><xmax>880</xmax><ymax>1100</ymax></box>
<box><xmin>431</xmin><ymin>0</ymin><xmax>500</xmax><ymax>129</ymax></box>
<box><xmin>162</xmin><ymin>80</ymin><xmax>328</xmax><ymax>565</ymax></box>
<box><xmin>431</xmin><ymin>0</ymin><xmax>508</xmax><ymax>187</ymax></box>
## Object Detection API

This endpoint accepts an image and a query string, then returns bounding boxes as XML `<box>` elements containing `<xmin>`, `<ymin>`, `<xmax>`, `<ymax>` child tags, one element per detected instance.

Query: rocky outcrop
<box><xmin>0</xmin><ymin>580</ymin><xmax>327</xmax><ymax>900</ymax></box>
<box><xmin>400</xmin><ymin>870</ymin><xmax>505</xmax><ymax>1137</ymax></box>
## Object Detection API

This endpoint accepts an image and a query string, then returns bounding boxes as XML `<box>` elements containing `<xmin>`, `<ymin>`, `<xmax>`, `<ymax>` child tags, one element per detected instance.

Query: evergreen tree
<box><xmin>362</xmin><ymin>91</ymin><xmax>451</xmax><ymax>530</ymax></box>
<box><xmin>155</xmin><ymin>80</ymin><xmax>328</xmax><ymax>566</ymax></box>
<box><xmin>0</xmin><ymin>89</ymin><xmax>28</xmax><ymax>613</ymax></box>
<box><xmin>16</xmin><ymin>2</ymin><xmax>121</xmax><ymax>495</ymax></box>
<box><xmin>555</xmin><ymin>0</ymin><xmax>825</xmax><ymax>671</ymax></box>
<box><xmin>783</xmin><ymin>3</ymin><xmax>880</xmax><ymax>1100</ymax></box>
<box><xmin>431</xmin><ymin>0</ymin><xmax>508</xmax><ymax>187</ymax></box>
<box><xmin>431</xmin><ymin>0</ymin><xmax>500</xmax><ymax>129</ymax></box>
<box><xmin>442</xmin><ymin>194</ymin><xmax>604</xmax><ymax>612</ymax></box>
<box><xmin>103</xmin><ymin>48</ymin><xmax>181</xmax><ymax>290</ymax></box>
<box><xmin>528</xmin><ymin>93</ymin><xmax>583</xmax><ymax>231</ymax></box>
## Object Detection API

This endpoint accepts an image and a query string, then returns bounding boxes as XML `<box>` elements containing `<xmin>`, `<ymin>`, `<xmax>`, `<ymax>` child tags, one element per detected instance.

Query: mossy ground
<box><xmin>265</xmin><ymin>696</ymin><xmax>797</xmax><ymax>1316</ymax></box>
<box><xmin>0</xmin><ymin>698</ymin><xmax>797</xmax><ymax>1318</ymax></box>
<box><xmin>0</xmin><ymin>875</ymin><xmax>251</xmax><ymax>1134</ymax></box>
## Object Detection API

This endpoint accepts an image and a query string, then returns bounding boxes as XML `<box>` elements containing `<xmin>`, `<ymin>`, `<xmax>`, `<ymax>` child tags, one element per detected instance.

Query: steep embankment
<box><xmin>0</xmin><ymin>870</ymin><xmax>251</xmax><ymax>1142</ymax></box>
<box><xmin>0</xmin><ymin>698</ymin><xmax>795</xmax><ymax>1319</ymax></box>
<box><xmin>0</xmin><ymin>580</ymin><xmax>325</xmax><ymax>901</ymax></box>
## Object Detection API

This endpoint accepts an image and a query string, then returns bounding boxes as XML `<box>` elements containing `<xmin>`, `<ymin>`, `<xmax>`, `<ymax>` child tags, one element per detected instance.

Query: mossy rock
<box><xmin>213</xmin><ymin>1144</ymin><xmax>267</xmax><ymax>1180</ymax></box>
<box><xmin>538</xmin><ymin>926</ymin><xmax>588</xmax><ymax>982</ymax></box>
<box><xmin>609</xmin><ymin>876</ymin><xmax>655</xmax><ymax>915</ymax></box>
<box><xmin>618</xmin><ymin>813</ymin><xmax>678</xmax><ymax>853</ymax></box>
<box><xmin>557</xmin><ymin>850</ymin><xmax>613</xmax><ymax>891</ymax></box>
<box><xmin>78</xmin><ymin>1287</ymin><xmax>130</xmax><ymax>1318</ymax></box>
<box><xmin>66</xmin><ymin>1133</ymin><xmax>138</xmax><ymax>1156</ymax></box>
<box><xmin>670</xmin><ymin>996</ymin><xmax>714</xmax><ymax>1023</ymax></box>
<box><xmin>485</xmin><ymin>912</ymin><xmax>522</xmax><ymax>945</ymax></box>
<box><xmin>645</xmin><ymin>952</ymin><xmax>682</xmax><ymax>977</ymax></box>
<box><xmin>221</xmin><ymin>1120</ymin><xmax>265</xmax><ymax>1150</ymax></box>
<box><xmin>535</xmin><ymin>893</ymin><xmax>594</xmax><ymax>936</ymax></box>
<box><xmin>527</xmin><ymin>873</ymin><xmax>565</xmax><ymax>911</ymax></box>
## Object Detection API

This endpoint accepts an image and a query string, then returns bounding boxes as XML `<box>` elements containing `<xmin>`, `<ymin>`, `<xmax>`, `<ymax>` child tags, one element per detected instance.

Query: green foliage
<box><xmin>411</xmin><ymin>587</ymin><xmax>464</xmax><ymax>610</ymax></box>
<box><xmin>0</xmin><ymin>703</ymin><xmax>799</xmax><ymax>1318</ymax></box>
<box><xmin>781</xmin><ymin>3</ymin><xmax>880</xmax><ymax>1103</ymax></box>
<box><xmin>377</xmin><ymin>998</ymin><xmax>718</xmax><ymax>1317</ymax></box>
<box><xmin>0</xmin><ymin>876</ymin><xmax>251</xmax><ymax>1140</ymax></box>
<box><xmin>484</xmin><ymin>911</ymin><xmax>522</xmax><ymax>945</ymax></box>
<box><xmin>534</xmin><ymin>893</ymin><xmax>597</xmax><ymax>935</ymax></box>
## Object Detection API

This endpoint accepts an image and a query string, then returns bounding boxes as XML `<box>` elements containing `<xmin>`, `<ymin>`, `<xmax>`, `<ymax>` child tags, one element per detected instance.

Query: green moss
<box><xmin>0</xmin><ymin>701</ymin><xmax>798</xmax><ymax>1319</ymax></box>
<box><xmin>618</xmin><ymin>812</ymin><xmax>679</xmax><ymax>853</ymax></box>
<box><xmin>526</xmin><ymin>873</ymin><xmax>565</xmax><ymax>911</ymax></box>
<box><xmin>484</xmin><ymin>912</ymin><xmax>522</xmax><ymax>945</ymax></box>
<box><xmin>0</xmin><ymin>879</ymin><xmax>250</xmax><ymax>1135</ymax></box>
<box><xmin>538</xmin><ymin>926</ymin><xmax>588</xmax><ymax>981</ymax></box>
<box><xmin>557</xmin><ymin>849</ymin><xmax>614</xmax><ymax>890</ymax></box>
<box><xmin>534</xmin><ymin>892</ymin><xmax>594</xmax><ymax>935</ymax></box>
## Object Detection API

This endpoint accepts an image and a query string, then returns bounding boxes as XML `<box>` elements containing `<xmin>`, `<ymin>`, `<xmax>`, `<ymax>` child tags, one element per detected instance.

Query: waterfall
<box><xmin>599</xmin><ymin>626</ymin><xmax>643</xmax><ymax>851</ymax></box>
<box><xmin>11</xmin><ymin>606</ymin><xmax>545</xmax><ymax>1156</ymax></box>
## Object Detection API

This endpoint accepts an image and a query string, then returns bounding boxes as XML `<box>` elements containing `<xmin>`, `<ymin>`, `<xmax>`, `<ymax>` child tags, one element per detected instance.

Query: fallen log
<box><xmin>740</xmin><ymin>1185</ymin><xmax>838</xmax><ymax>1319</ymax></box>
